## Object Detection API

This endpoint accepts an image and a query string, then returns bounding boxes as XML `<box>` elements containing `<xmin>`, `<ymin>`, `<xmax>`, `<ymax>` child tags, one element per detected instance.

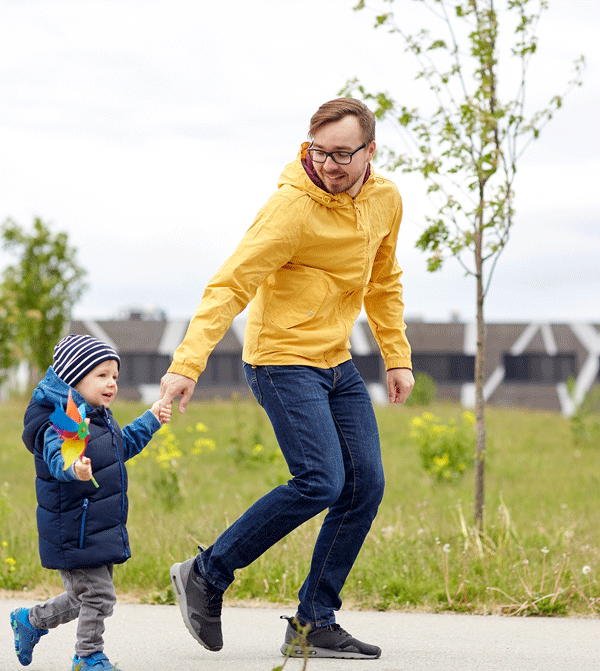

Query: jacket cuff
<box><xmin>141</xmin><ymin>409</ymin><xmax>162</xmax><ymax>432</ymax></box>
<box><xmin>66</xmin><ymin>463</ymin><xmax>78</xmax><ymax>481</ymax></box>
<box><xmin>167</xmin><ymin>361</ymin><xmax>202</xmax><ymax>383</ymax></box>
<box><xmin>385</xmin><ymin>357</ymin><xmax>412</xmax><ymax>371</ymax></box>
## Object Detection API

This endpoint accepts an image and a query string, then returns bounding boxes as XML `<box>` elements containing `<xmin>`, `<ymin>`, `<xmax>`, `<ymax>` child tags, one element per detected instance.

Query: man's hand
<box><xmin>160</xmin><ymin>372</ymin><xmax>196</xmax><ymax>414</ymax></box>
<box><xmin>387</xmin><ymin>368</ymin><xmax>415</xmax><ymax>404</ymax></box>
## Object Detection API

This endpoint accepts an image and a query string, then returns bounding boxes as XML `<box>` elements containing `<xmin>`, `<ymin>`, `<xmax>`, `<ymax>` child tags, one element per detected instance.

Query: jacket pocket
<box><xmin>79</xmin><ymin>498</ymin><xmax>89</xmax><ymax>549</ymax></box>
<box><xmin>267</xmin><ymin>265</ymin><xmax>329</xmax><ymax>329</ymax></box>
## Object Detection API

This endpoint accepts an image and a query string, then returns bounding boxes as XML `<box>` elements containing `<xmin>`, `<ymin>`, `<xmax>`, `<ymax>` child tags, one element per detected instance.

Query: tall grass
<box><xmin>2</xmin><ymin>396</ymin><xmax>599</xmax><ymax>616</ymax></box>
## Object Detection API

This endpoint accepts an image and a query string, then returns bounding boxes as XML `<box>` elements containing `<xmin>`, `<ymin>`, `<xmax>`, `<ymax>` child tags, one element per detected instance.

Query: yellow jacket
<box><xmin>168</xmin><ymin>143</ymin><xmax>412</xmax><ymax>381</ymax></box>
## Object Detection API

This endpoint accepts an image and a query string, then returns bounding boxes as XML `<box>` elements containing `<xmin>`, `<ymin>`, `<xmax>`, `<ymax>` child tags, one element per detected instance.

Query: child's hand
<box><xmin>74</xmin><ymin>456</ymin><xmax>93</xmax><ymax>482</ymax></box>
<box><xmin>151</xmin><ymin>400</ymin><xmax>172</xmax><ymax>424</ymax></box>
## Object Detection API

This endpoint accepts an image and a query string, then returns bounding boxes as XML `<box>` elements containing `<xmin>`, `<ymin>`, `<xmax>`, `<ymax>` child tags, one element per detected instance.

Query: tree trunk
<box><xmin>474</xmin><ymin>224</ymin><xmax>486</xmax><ymax>529</ymax></box>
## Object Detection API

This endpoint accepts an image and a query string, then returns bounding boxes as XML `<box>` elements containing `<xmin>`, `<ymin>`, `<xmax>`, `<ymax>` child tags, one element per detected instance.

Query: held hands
<box><xmin>387</xmin><ymin>368</ymin><xmax>415</xmax><ymax>404</ymax></box>
<box><xmin>151</xmin><ymin>400</ymin><xmax>173</xmax><ymax>424</ymax></box>
<box><xmin>159</xmin><ymin>372</ymin><xmax>196</xmax><ymax>414</ymax></box>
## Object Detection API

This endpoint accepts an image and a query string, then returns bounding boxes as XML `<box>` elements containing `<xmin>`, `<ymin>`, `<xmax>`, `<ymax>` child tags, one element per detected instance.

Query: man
<box><xmin>160</xmin><ymin>98</ymin><xmax>414</xmax><ymax>660</ymax></box>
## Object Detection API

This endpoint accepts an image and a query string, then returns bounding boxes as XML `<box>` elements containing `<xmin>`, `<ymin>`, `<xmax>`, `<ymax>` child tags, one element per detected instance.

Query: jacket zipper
<box><xmin>79</xmin><ymin>498</ymin><xmax>89</xmax><ymax>549</ymax></box>
<box><xmin>102</xmin><ymin>408</ymin><xmax>129</xmax><ymax>556</ymax></box>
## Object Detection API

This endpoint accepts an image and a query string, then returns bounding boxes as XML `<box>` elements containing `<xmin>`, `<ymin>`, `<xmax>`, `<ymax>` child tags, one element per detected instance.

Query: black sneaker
<box><xmin>170</xmin><ymin>557</ymin><xmax>224</xmax><ymax>651</ymax></box>
<box><xmin>280</xmin><ymin>615</ymin><xmax>381</xmax><ymax>659</ymax></box>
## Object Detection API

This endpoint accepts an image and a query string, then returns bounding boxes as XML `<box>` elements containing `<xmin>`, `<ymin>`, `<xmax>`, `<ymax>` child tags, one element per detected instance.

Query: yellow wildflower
<box><xmin>433</xmin><ymin>454</ymin><xmax>449</xmax><ymax>468</ymax></box>
<box><xmin>463</xmin><ymin>411</ymin><xmax>476</xmax><ymax>425</ymax></box>
<box><xmin>195</xmin><ymin>438</ymin><xmax>216</xmax><ymax>451</ymax></box>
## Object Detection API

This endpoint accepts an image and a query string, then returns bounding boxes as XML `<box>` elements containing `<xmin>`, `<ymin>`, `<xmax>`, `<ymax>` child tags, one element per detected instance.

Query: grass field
<box><xmin>2</xmin><ymin>396</ymin><xmax>599</xmax><ymax>617</ymax></box>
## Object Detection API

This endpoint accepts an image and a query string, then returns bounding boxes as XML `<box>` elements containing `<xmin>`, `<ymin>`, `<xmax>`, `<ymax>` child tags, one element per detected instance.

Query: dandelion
<box><xmin>253</xmin><ymin>444</ymin><xmax>264</xmax><ymax>453</ymax></box>
<box><xmin>1</xmin><ymin>541</ymin><xmax>7</xmax><ymax>548</ymax></box>
<box><xmin>582</xmin><ymin>565</ymin><xmax>592</xmax><ymax>575</ymax></box>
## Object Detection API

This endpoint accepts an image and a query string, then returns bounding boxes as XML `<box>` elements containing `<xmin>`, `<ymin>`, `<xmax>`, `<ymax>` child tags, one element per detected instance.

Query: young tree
<box><xmin>343</xmin><ymin>0</ymin><xmax>584</xmax><ymax>526</ymax></box>
<box><xmin>1</xmin><ymin>218</ymin><xmax>88</xmax><ymax>379</ymax></box>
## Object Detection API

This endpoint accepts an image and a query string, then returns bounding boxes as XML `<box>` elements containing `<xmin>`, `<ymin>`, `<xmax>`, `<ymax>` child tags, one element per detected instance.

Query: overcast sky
<box><xmin>1</xmin><ymin>0</ymin><xmax>598</xmax><ymax>326</ymax></box>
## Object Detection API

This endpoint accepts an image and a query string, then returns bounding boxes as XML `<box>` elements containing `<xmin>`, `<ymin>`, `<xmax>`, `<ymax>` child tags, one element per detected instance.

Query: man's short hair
<box><xmin>309</xmin><ymin>98</ymin><xmax>376</xmax><ymax>144</ymax></box>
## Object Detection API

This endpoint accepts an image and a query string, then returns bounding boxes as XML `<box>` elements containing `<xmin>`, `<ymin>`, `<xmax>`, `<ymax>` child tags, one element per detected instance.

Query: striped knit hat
<box><xmin>53</xmin><ymin>334</ymin><xmax>120</xmax><ymax>388</ymax></box>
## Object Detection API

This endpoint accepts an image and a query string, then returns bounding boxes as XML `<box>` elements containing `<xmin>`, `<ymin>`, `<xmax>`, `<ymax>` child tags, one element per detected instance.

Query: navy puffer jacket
<box><xmin>23</xmin><ymin>367</ymin><xmax>160</xmax><ymax>570</ymax></box>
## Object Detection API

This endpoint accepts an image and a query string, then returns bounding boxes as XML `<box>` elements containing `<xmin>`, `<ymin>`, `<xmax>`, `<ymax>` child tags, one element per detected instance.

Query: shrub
<box><xmin>410</xmin><ymin>411</ymin><xmax>475</xmax><ymax>481</ymax></box>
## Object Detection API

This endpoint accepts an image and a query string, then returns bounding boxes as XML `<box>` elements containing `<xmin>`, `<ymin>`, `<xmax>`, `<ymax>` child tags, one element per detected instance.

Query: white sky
<box><xmin>1</xmin><ymin>0</ymin><xmax>598</xmax><ymax>325</ymax></box>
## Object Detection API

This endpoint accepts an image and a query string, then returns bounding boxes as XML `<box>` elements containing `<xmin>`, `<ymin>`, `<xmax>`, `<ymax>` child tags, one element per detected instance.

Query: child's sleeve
<box><xmin>43</xmin><ymin>428</ymin><xmax>78</xmax><ymax>482</ymax></box>
<box><xmin>121</xmin><ymin>410</ymin><xmax>161</xmax><ymax>461</ymax></box>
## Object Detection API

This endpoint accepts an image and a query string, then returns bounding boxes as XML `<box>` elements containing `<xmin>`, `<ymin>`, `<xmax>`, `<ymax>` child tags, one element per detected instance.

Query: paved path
<box><xmin>3</xmin><ymin>598</ymin><xmax>600</xmax><ymax>670</ymax></box>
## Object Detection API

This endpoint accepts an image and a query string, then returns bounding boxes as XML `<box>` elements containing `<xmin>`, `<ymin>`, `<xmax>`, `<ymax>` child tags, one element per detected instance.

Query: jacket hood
<box><xmin>23</xmin><ymin>367</ymin><xmax>90</xmax><ymax>454</ymax></box>
<box><xmin>278</xmin><ymin>143</ymin><xmax>374</xmax><ymax>209</ymax></box>
<box><xmin>32</xmin><ymin>366</ymin><xmax>87</xmax><ymax>409</ymax></box>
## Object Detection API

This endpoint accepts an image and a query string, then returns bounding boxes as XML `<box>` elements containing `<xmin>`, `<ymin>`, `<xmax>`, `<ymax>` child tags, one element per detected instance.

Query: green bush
<box><xmin>410</xmin><ymin>410</ymin><xmax>475</xmax><ymax>481</ymax></box>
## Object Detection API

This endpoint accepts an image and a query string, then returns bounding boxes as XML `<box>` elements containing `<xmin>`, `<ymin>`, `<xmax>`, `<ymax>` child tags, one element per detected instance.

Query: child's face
<box><xmin>75</xmin><ymin>359</ymin><xmax>119</xmax><ymax>408</ymax></box>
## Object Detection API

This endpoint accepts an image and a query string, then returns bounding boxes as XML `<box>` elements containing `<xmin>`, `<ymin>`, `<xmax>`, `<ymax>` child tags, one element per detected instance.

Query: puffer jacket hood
<box><xmin>23</xmin><ymin>367</ymin><xmax>87</xmax><ymax>454</ymax></box>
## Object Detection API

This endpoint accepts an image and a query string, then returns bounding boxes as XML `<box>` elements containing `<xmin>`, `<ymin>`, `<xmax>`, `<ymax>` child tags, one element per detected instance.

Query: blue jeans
<box><xmin>197</xmin><ymin>360</ymin><xmax>385</xmax><ymax>626</ymax></box>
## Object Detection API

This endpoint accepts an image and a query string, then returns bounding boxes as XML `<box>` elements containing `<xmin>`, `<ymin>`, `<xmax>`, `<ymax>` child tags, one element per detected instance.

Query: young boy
<box><xmin>11</xmin><ymin>334</ymin><xmax>171</xmax><ymax>670</ymax></box>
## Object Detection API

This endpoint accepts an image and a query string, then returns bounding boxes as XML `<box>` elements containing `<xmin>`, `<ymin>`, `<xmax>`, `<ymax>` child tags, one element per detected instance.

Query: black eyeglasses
<box><xmin>307</xmin><ymin>142</ymin><xmax>368</xmax><ymax>165</ymax></box>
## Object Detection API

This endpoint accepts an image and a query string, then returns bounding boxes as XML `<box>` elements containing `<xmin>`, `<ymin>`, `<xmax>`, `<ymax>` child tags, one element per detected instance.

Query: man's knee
<box><xmin>292</xmin><ymin>472</ymin><xmax>344</xmax><ymax>510</ymax></box>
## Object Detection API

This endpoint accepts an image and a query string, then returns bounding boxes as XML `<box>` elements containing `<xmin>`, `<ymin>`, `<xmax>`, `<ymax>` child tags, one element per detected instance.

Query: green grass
<box><xmin>2</xmin><ymin>396</ymin><xmax>599</xmax><ymax>616</ymax></box>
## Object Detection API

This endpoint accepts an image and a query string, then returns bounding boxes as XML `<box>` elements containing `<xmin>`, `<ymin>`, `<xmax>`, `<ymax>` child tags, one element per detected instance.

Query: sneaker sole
<box><xmin>169</xmin><ymin>561</ymin><xmax>222</xmax><ymax>652</ymax></box>
<box><xmin>281</xmin><ymin>643</ymin><xmax>381</xmax><ymax>660</ymax></box>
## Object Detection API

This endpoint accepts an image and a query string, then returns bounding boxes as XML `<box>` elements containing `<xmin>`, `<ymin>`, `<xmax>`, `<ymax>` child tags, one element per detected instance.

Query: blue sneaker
<box><xmin>72</xmin><ymin>652</ymin><xmax>121</xmax><ymax>670</ymax></box>
<box><xmin>10</xmin><ymin>607</ymin><xmax>49</xmax><ymax>666</ymax></box>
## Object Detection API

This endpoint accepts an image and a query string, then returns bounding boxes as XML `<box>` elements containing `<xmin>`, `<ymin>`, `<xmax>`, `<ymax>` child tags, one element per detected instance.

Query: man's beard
<box><xmin>321</xmin><ymin>171</ymin><xmax>352</xmax><ymax>194</ymax></box>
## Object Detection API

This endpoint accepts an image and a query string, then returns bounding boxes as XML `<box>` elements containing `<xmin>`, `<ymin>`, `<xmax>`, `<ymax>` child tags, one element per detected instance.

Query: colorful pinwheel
<box><xmin>50</xmin><ymin>390</ymin><xmax>98</xmax><ymax>487</ymax></box>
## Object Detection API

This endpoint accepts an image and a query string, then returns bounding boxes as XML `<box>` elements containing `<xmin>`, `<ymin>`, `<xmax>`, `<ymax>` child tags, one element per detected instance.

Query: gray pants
<box><xmin>28</xmin><ymin>565</ymin><xmax>117</xmax><ymax>657</ymax></box>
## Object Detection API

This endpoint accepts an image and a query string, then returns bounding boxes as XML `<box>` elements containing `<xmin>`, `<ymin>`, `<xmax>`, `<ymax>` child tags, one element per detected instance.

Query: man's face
<box><xmin>310</xmin><ymin>115</ymin><xmax>375</xmax><ymax>198</ymax></box>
